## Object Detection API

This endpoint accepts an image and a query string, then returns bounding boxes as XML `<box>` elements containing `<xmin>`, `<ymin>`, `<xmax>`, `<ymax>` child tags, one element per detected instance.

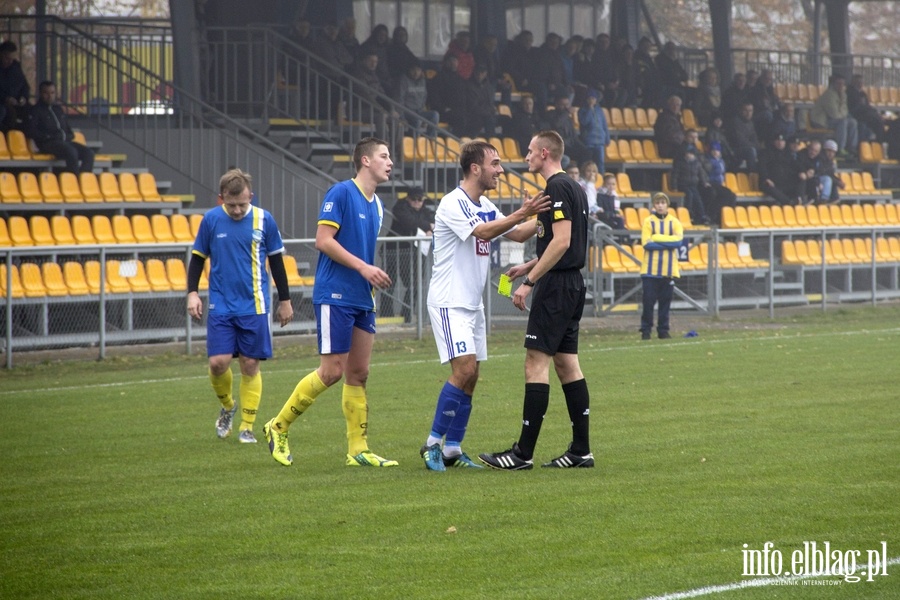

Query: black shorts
<box><xmin>524</xmin><ymin>269</ymin><xmax>586</xmax><ymax>355</ymax></box>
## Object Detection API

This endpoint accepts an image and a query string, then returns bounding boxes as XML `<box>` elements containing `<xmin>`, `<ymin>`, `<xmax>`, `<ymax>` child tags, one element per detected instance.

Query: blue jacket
<box><xmin>578</xmin><ymin>104</ymin><xmax>610</xmax><ymax>148</ymax></box>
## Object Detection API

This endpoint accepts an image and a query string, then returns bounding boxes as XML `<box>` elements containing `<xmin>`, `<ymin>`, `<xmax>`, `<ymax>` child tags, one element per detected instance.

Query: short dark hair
<box><xmin>0</xmin><ymin>41</ymin><xmax>17</xmax><ymax>54</ymax></box>
<box><xmin>353</xmin><ymin>137</ymin><xmax>389</xmax><ymax>171</ymax></box>
<box><xmin>460</xmin><ymin>141</ymin><xmax>497</xmax><ymax>174</ymax></box>
<box><xmin>39</xmin><ymin>80</ymin><xmax>56</xmax><ymax>93</ymax></box>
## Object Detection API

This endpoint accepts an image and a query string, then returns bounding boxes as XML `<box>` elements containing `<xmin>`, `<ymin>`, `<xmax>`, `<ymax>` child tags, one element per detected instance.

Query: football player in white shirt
<box><xmin>420</xmin><ymin>141</ymin><xmax>550</xmax><ymax>470</ymax></box>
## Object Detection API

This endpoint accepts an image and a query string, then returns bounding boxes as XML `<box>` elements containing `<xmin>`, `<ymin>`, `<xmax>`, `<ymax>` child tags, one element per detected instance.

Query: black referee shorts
<box><xmin>524</xmin><ymin>269</ymin><xmax>586</xmax><ymax>355</ymax></box>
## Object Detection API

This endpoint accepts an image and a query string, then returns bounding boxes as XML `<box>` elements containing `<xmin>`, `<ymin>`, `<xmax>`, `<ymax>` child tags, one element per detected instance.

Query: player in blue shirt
<box><xmin>187</xmin><ymin>169</ymin><xmax>294</xmax><ymax>444</ymax></box>
<box><xmin>264</xmin><ymin>137</ymin><xmax>400</xmax><ymax>468</ymax></box>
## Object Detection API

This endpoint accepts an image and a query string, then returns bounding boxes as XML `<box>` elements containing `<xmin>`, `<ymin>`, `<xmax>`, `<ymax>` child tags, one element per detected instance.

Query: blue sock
<box><xmin>445</xmin><ymin>391</ymin><xmax>473</xmax><ymax>449</ymax></box>
<box><xmin>429</xmin><ymin>382</ymin><xmax>465</xmax><ymax>439</ymax></box>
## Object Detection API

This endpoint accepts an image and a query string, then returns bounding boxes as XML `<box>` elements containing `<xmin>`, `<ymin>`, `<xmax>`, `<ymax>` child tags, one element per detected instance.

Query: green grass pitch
<box><xmin>1</xmin><ymin>305</ymin><xmax>898</xmax><ymax>599</ymax></box>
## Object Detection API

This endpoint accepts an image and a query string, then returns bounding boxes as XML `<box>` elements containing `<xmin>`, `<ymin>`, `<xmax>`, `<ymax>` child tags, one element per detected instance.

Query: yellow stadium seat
<box><xmin>616</xmin><ymin>138</ymin><xmax>633</xmax><ymax>161</ymax></box>
<box><xmin>793</xmin><ymin>205</ymin><xmax>810</xmax><ymax>227</ymax></box>
<box><xmin>602</xmin><ymin>245</ymin><xmax>627</xmax><ymax>273</ymax></box>
<box><xmin>770</xmin><ymin>204</ymin><xmax>786</xmax><ymax>227</ymax></box>
<box><xmin>402</xmin><ymin>136</ymin><xmax>416</xmax><ymax>161</ymax></box>
<box><xmin>624</xmin><ymin>244</ymin><xmax>643</xmax><ymax>272</ymax></box>
<box><xmin>828</xmin><ymin>238</ymin><xmax>850</xmax><ymax>264</ymax></box>
<box><xmin>150</xmin><ymin>215</ymin><xmax>175</xmax><ymax>243</ymax></box>
<box><xmin>859</xmin><ymin>141</ymin><xmax>876</xmax><ymax>163</ymax></box>
<box><xmin>112</xmin><ymin>215</ymin><xmax>137</xmax><ymax>244</ymax></box>
<box><xmin>39</xmin><ymin>172</ymin><xmax>64</xmax><ymax>203</ymax></box>
<box><xmin>145</xmin><ymin>259</ymin><xmax>172</xmax><ymax>292</ymax></box>
<box><xmin>746</xmin><ymin>205</ymin><xmax>763</xmax><ymax>228</ymax></box>
<box><xmin>119</xmin><ymin>172</ymin><xmax>143</xmax><ymax>202</ymax></box>
<box><xmin>889</xmin><ymin>237</ymin><xmax>900</xmax><ymax>260</ymax></box>
<box><xmin>59</xmin><ymin>172</ymin><xmax>84</xmax><ymax>203</ymax></box>
<box><xmin>682</xmin><ymin>108</ymin><xmax>699</xmax><ymax>130</ymax></box>
<box><xmin>170</xmin><ymin>214</ymin><xmax>194</xmax><ymax>243</ymax></box>
<box><xmin>781</xmin><ymin>205</ymin><xmax>798</xmax><ymax>227</ymax></box>
<box><xmin>0</xmin><ymin>131</ymin><xmax>10</xmax><ymax>160</ymax></box>
<box><xmin>839</xmin><ymin>238</ymin><xmax>861</xmax><ymax>263</ymax></box>
<box><xmin>190</xmin><ymin>214</ymin><xmax>203</xmax><ymax>237</ymax></box>
<box><xmin>638</xmin><ymin>207</ymin><xmax>650</xmax><ymax>223</ymax></box>
<box><xmin>854</xmin><ymin>238</ymin><xmax>874</xmax><ymax>262</ymax></box>
<box><xmin>605</xmin><ymin>140</ymin><xmax>620</xmax><ymax>162</ymax></box>
<box><xmin>609</xmin><ymin>107</ymin><xmax>625</xmax><ymax>130</ymax></box>
<box><xmin>885</xmin><ymin>203</ymin><xmax>899</xmax><ymax>224</ymax></box>
<box><xmin>642</xmin><ymin>139</ymin><xmax>667</xmax><ymax>163</ymax></box>
<box><xmin>0</xmin><ymin>264</ymin><xmax>25</xmax><ymax>297</ymax></box>
<box><xmin>282</xmin><ymin>254</ymin><xmax>306</xmax><ymax>287</ymax></box>
<box><xmin>829</xmin><ymin>205</ymin><xmax>844</xmax><ymax>226</ymax></box>
<box><xmin>623</xmin><ymin>207</ymin><xmax>642</xmax><ymax>231</ymax></box>
<box><xmin>635</xmin><ymin>108</ymin><xmax>652</xmax><ymax>130</ymax></box>
<box><xmin>629</xmin><ymin>139</ymin><xmax>647</xmax><ymax>162</ymax></box>
<box><xmin>138</xmin><ymin>172</ymin><xmax>162</xmax><ymax>202</ymax></box>
<box><xmin>758</xmin><ymin>205</ymin><xmax>775</xmax><ymax>228</ymax></box>
<box><xmin>623</xmin><ymin>107</ymin><xmax>639</xmax><ymax>130</ymax></box>
<box><xmin>6</xmin><ymin>130</ymin><xmax>32</xmax><ymax>160</ymax></box>
<box><xmin>503</xmin><ymin>137</ymin><xmax>524</xmax><ymax>161</ymax></box>
<box><xmin>870</xmin><ymin>142</ymin><xmax>899</xmax><ymax>165</ymax></box>
<box><xmin>62</xmin><ymin>261</ymin><xmax>90</xmax><ymax>295</ymax></box>
<box><xmin>72</xmin><ymin>215</ymin><xmax>97</xmax><ymax>244</ymax></box>
<box><xmin>165</xmin><ymin>258</ymin><xmax>187</xmax><ymax>291</ymax></box>
<box><xmin>79</xmin><ymin>172</ymin><xmax>104</xmax><ymax>203</ymax></box>
<box><xmin>91</xmin><ymin>215</ymin><xmax>117</xmax><ymax>245</ymax></box>
<box><xmin>131</xmin><ymin>214</ymin><xmax>155</xmax><ymax>244</ymax></box>
<box><xmin>724</xmin><ymin>172</ymin><xmax>740</xmax><ymax>195</ymax></box>
<box><xmin>17</xmin><ymin>172</ymin><xmax>43</xmax><ymax>203</ymax></box>
<box><xmin>720</xmin><ymin>205</ymin><xmax>738</xmax><ymax>228</ymax></box>
<box><xmin>851</xmin><ymin>204</ymin><xmax>866</xmax><ymax>225</ymax></box>
<box><xmin>99</xmin><ymin>172</ymin><xmax>124</xmax><ymax>202</ymax></box>
<box><xmin>19</xmin><ymin>262</ymin><xmax>47</xmax><ymax>297</ymax></box>
<box><xmin>616</xmin><ymin>172</ymin><xmax>635</xmax><ymax>196</ymax></box>
<box><xmin>50</xmin><ymin>216</ymin><xmax>76</xmax><ymax>245</ymax></box>
<box><xmin>0</xmin><ymin>172</ymin><xmax>22</xmax><ymax>203</ymax></box>
<box><xmin>734</xmin><ymin>206</ymin><xmax>751</xmax><ymax>228</ymax></box>
<box><xmin>29</xmin><ymin>215</ymin><xmax>55</xmax><ymax>245</ymax></box>
<box><xmin>840</xmin><ymin>204</ymin><xmax>855</xmax><ymax>227</ymax></box>
<box><xmin>9</xmin><ymin>215</ymin><xmax>33</xmax><ymax>246</ymax></box>
<box><xmin>863</xmin><ymin>203</ymin><xmax>878</xmax><ymax>225</ymax></box>
<box><xmin>874</xmin><ymin>203</ymin><xmax>888</xmax><ymax>224</ymax></box>
<box><xmin>104</xmin><ymin>260</ymin><xmax>135</xmax><ymax>293</ymax></box>
<box><xmin>676</xmin><ymin>206</ymin><xmax>695</xmax><ymax>229</ymax></box>
<box><xmin>41</xmin><ymin>262</ymin><xmax>69</xmax><ymax>297</ymax></box>
<box><xmin>816</xmin><ymin>204</ymin><xmax>832</xmax><ymax>226</ymax></box>
<box><xmin>875</xmin><ymin>238</ymin><xmax>893</xmax><ymax>262</ymax></box>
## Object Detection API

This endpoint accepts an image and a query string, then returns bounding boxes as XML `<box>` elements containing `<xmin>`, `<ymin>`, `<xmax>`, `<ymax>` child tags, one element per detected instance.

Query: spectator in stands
<box><xmin>578</xmin><ymin>89</ymin><xmax>610</xmax><ymax>175</ymax></box>
<box><xmin>383</xmin><ymin>186</ymin><xmax>433</xmax><ymax>321</ymax></box>
<box><xmin>765</xmin><ymin>102</ymin><xmax>797</xmax><ymax>143</ymax></box>
<box><xmin>394</xmin><ymin>62</ymin><xmax>439</xmax><ymax>136</ymax></box>
<box><xmin>531</xmin><ymin>33</ymin><xmax>567</xmax><ymax>112</ymax></box>
<box><xmin>547</xmin><ymin>93</ymin><xmax>590</xmax><ymax>167</ymax></box>
<box><xmin>693</xmin><ymin>67</ymin><xmax>722</xmax><ymax>128</ymax></box>
<box><xmin>0</xmin><ymin>41</ymin><xmax>29</xmax><ymax>132</ymax></box>
<box><xmin>501</xmin><ymin>30</ymin><xmax>534</xmax><ymax>96</ymax></box>
<box><xmin>721</xmin><ymin>72</ymin><xmax>749</xmax><ymax>122</ymax></box>
<box><xmin>427</xmin><ymin>54</ymin><xmax>467</xmax><ymax>133</ymax></box>
<box><xmin>726</xmin><ymin>102</ymin><xmax>759</xmax><ymax>171</ymax></box>
<box><xmin>592</xmin><ymin>34</ymin><xmax>617</xmax><ymax>94</ymax></box>
<box><xmin>282</xmin><ymin>18</ymin><xmax>313</xmax><ymax>96</ymax></box>
<box><xmin>594</xmin><ymin>171</ymin><xmax>625</xmax><ymax>230</ymax></box>
<box><xmin>359</xmin><ymin>24</ymin><xmax>392</xmax><ymax>92</ymax></box>
<box><xmin>746</xmin><ymin>70</ymin><xmax>760</xmax><ymax>90</ymax></box>
<box><xmin>654</xmin><ymin>41</ymin><xmax>689</xmax><ymax>102</ymax></box>
<box><xmin>462</xmin><ymin>64</ymin><xmax>497</xmax><ymax>137</ymax></box>
<box><xmin>810</xmin><ymin>74</ymin><xmax>859</xmax><ymax>157</ymax></box>
<box><xmin>578</xmin><ymin>160</ymin><xmax>599</xmax><ymax>213</ymax></box>
<box><xmin>816</xmin><ymin>139</ymin><xmax>844</xmax><ymax>203</ymax></box>
<box><xmin>28</xmin><ymin>81</ymin><xmax>94</xmax><ymax>174</ymax></box>
<box><xmin>654</xmin><ymin>95</ymin><xmax>686</xmax><ymax>159</ymax></box>
<box><xmin>386</xmin><ymin>27</ymin><xmax>420</xmax><ymax>89</ymax></box>
<box><xmin>699</xmin><ymin>142</ymin><xmax>736</xmax><ymax>225</ymax></box>
<box><xmin>684</xmin><ymin>128</ymin><xmax>702</xmax><ymax>155</ymax></box>
<box><xmin>795</xmin><ymin>139</ymin><xmax>842</xmax><ymax>204</ymax></box>
<box><xmin>505</xmin><ymin>95</ymin><xmax>541</xmax><ymax>156</ymax></box>
<box><xmin>473</xmin><ymin>34</ymin><xmax>508</xmax><ymax>102</ymax></box>
<box><xmin>573</xmin><ymin>38</ymin><xmax>598</xmax><ymax>90</ymax></box>
<box><xmin>316</xmin><ymin>24</ymin><xmax>354</xmax><ymax>72</ymax></box>
<box><xmin>634</xmin><ymin>37</ymin><xmax>660</xmax><ymax>108</ymax></box>
<box><xmin>338</xmin><ymin>17</ymin><xmax>360</xmax><ymax>59</ymax></box>
<box><xmin>759</xmin><ymin>133</ymin><xmax>801</xmax><ymax>204</ymax></box>
<box><xmin>286</xmin><ymin>17</ymin><xmax>314</xmax><ymax>52</ymax></box>
<box><xmin>748</xmin><ymin>69</ymin><xmax>781</xmax><ymax>135</ymax></box>
<box><xmin>703</xmin><ymin>111</ymin><xmax>735</xmax><ymax>167</ymax></box>
<box><xmin>670</xmin><ymin>144</ymin><xmax>711</xmax><ymax>225</ymax></box>
<box><xmin>348</xmin><ymin>50</ymin><xmax>399</xmax><ymax>146</ymax></box>
<box><xmin>446</xmin><ymin>31</ymin><xmax>475</xmax><ymax>81</ymax></box>
<box><xmin>613</xmin><ymin>43</ymin><xmax>639</xmax><ymax>108</ymax></box>
<box><xmin>847</xmin><ymin>74</ymin><xmax>886</xmax><ymax>143</ymax></box>
<box><xmin>559</xmin><ymin>36</ymin><xmax>582</xmax><ymax>89</ymax></box>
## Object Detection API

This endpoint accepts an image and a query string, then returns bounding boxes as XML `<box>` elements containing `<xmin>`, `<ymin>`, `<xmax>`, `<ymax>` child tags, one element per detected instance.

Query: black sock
<box><xmin>563</xmin><ymin>378</ymin><xmax>590</xmax><ymax>456</ymax></box>
<box><xmin>516</xmin><ymin>383</ymin><xmax>550</xmax><ymax>460</ymax></box>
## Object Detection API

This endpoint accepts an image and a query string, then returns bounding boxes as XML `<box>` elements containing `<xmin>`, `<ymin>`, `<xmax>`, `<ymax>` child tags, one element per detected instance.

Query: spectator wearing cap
<box><xmin>670</xmin><ymin>144</ymin><xmax>711</xmax><ymax>225</ymax></box>
<box><xmin>816</xmin><ymin>140</ymin><xmax>845</xmax><ymax>203</ymax></box>
<box><xmin>578</xmin><ymin>88</ymin><xmax>610</xmax><ymax>175</ymax></box>
<box><xmin>795</xmin><ymin>139</ymin><xmax>842</xmax><ymax>204</ymax></box>
<box><xmin>810</xmin><ymin>74</ymin><xmax>859</xmax><ymax>157</ymax></box>
<box><xmin>759</xmin><ymin>133</ymin><xmax>801</xmax><ymax>204</ymax></box>
<box><xmin>383</xmin><ymin>187</ymin><xmax>434</xmax><ymax>321</ymax></box>
<box><xmin>764</xmin><ymin>102</ymin><xmax>797</xmax><ymax>144</ymax></box>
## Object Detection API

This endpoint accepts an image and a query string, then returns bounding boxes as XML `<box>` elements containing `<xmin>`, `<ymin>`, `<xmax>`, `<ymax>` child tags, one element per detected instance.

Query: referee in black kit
<box><xmin>480</xmin><ymin>130</ymin><xmax>594</xmax><ymax>471</ymax></box>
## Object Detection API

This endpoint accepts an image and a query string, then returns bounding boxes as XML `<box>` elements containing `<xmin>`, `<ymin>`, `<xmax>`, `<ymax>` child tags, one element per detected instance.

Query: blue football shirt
<box><xmin>192</xmin><ymin>205</ymin><xmax>285</xmax><ymax>316</ymax></box>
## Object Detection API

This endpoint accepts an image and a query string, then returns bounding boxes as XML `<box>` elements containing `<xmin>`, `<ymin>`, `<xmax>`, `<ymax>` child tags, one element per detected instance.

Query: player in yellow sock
<box><xmin>186</xmin><ymin>168</ymin><xmax>294</xmax><ymax>445</ymax></box>
<box><xmin>263</xmin><ymin>138</ymin><xmax>399</xmax><ymax>468</ymax></box>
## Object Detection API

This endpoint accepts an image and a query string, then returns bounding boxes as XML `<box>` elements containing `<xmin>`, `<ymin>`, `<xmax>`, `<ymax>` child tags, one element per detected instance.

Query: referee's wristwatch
<box><xmin>523</xmin><ymin>277</ymin><xmax>536</xmax><ymax>287</ymax></box>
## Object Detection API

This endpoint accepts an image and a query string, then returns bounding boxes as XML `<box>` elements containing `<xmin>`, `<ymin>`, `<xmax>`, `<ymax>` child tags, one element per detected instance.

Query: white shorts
<box><xmin>427</xmin><ymin>305</ymin><xmax>488</xmax><ymax>365</ymax></box>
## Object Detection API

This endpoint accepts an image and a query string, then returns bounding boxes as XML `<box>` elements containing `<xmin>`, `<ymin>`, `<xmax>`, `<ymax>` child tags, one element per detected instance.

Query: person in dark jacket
<box><xmin>670</xmin><ymin>145</ymin><xmax>710</xmax><ymax>224</ymax></box>
<box><xmin>427</xmin><ymin>54</ymin><xmax>467</xmax><ymax>134</ymax></box>
<box><xmin>726</xmin><ymin>102</ymin><xmax>759</xmax><ymax>171</ymax></box>
<box><xmin>28</xmin><ymin>81</ymin><xmax>94</xmax><ymax>173</ymax></box>
<box><xmin>0</xmin><ymin>41</ymin><xmax>29</xmax><ymax>131</ymax></box>
<box><xmin>758</xmin><ymin>134</ymin><xmax>800</xmax><ymax>204</ymax></box>
<box><xmin>654</xmin><ymin>95</ymin><xmax>686</xmax><ymax>159</ymax></box>
<box><xmin>383</xmin><ymin>187</ymin><xmax>434</xmax><ymax>321</ymax></box>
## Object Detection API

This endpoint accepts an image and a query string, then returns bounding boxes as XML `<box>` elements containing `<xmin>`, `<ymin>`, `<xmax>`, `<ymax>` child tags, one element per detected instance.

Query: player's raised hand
<box><xmin>522</xmin><ymin>191</ymin><xmax>551</xmax><ymax>217</ymax></box>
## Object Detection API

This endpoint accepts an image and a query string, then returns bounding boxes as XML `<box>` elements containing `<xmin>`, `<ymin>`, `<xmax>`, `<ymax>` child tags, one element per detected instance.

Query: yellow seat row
<box><xmin>781</xmin><ymin>237</ymin><xmax>900</xmax><ymax>266</ymax></box>
<box><xmin>721</xmin><ymin>203</ymin><xmax>900</xmax><ymax>229</ymax></box>
<box><xmin>0</xmin><ymin>213</ymin><xmax>203</xmax><ymax>247</ymax></box>
<box><xmin>604</xmin><ymin>107</ymin><xmax>658</xmax><ymax>132</ymax></box>
<box><xmin>858</xmin><ymin>141</ymin><xmax>899</xmax><ymax>166</ymax></box>
<box><xmin>0</xmin><ymin>129</ymin><xmax>120</xmax><ymax>164</ymax></box>
<box><xmin>0</xmin><ymin>170</ymin><xmax>173</xmax><ymax>204</ymax></box>
<box><xmin>589</xmin><ymin>240</ymin><xmax>769</xmax><ymax>274</ymax></box>
<box><xmin>0</xmin><ymin>255</ymin><xmax>314</xmax><ymax>299</ymax></box>
<box><xmin>606</xmin><ymin>138</ymin><xmax>670</xmax><ymax>164</ymax></box>
<box><xmin>621</xmin><ymin>206</ymin><xmax>704</xmax><ymax>231</ymax></box>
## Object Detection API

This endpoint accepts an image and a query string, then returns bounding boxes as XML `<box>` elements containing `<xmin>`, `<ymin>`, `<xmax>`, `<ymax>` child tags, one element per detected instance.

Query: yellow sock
<box><xmin>342</xmin><ymin>384</ymin><xmax>369</xmax><ymax>455</ymax></box>
<box><xmin>239</xmin><ymin>372</ymin><xmax>262</xmax><ymax>431</ymax></box>
<box><xmin>209</xmin><ymin>368</ymin><xmax>234</xmax><ymax>410</ymax></box>
<box><xmin>273</xmin><ymin>371</ymin><xmax>328</xmax><ymax>433</ymax></box>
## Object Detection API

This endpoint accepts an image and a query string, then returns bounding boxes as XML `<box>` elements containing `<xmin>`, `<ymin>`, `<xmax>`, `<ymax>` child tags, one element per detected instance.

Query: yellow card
<box><xmin>498</xmin><ymin>274</ymin><xmax>512</xmax><ymax>297</ymax></box>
